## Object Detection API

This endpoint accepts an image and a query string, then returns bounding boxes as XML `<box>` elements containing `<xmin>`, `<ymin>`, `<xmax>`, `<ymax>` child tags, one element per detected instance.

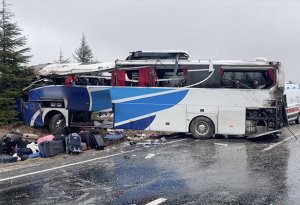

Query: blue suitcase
<box><xmin>66</xmin><ymin>133</ymin><xmax>81</xmax><ymax>154</ymax></box>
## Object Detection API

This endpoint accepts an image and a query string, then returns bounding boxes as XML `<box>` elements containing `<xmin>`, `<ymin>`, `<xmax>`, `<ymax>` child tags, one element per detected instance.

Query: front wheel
<box><xmin>49</xmin><ymin>113</ymin><xmax>67</xmax><ymax>135</ymax></box>
<box><xmin>190</xmin><ymin>116</ymin><xmax>214</xmax><ymax>139</ymax></box>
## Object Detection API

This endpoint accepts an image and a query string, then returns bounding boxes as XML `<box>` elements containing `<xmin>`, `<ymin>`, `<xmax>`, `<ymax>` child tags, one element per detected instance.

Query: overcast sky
<box><xmin>10</xmin><ymin>0</ymin><xmax>300</xmax><ymax>81</ymax></box>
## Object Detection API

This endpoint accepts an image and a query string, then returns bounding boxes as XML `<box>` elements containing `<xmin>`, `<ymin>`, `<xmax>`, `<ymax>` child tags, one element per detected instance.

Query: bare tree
<box><xmin>54</xmin><ymin>47</ymin><xmax>70</xmax><ymax>64</ymax></box>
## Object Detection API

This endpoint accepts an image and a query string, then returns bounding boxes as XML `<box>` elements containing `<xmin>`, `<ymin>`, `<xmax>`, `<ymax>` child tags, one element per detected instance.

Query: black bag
<box><xmin>17</xmin><ymin>148</ymin><xmax>33</xmax><ymax>156</ymax></box>
<box><xmin>66</xmin><ymin>133</ymin><xmax>81</xmax><ymax>154</ymax></box>
<box><xmin>55</xmin><ymin>134</ymin><xmax>67</xmax><ymax>151</ymax></box>
<box><xmin>79</xmin><ymin>131</ymin><xmax>93</xmax><ymax>149</ymax></box>
<box><xmin>5</xmin><ymin>132</ymin><xmax>23</xmax><ymax>145</ymax></box>
<box><xmin>20</xmin><ymin>155</ymin><xmax>29</xmax><ymax>161</ymax></box>
<box><xmin>38</xmin><ymin>140</ymin><xmax>65</xmax><ymax>158</ymax></box>
<box><xmin>0</xmin><ymin>140</ymin><xmax>3</xmax><ymax>154</ymax></box>
<box><xmin>92</xmin><ymin>135</ymin><xmax>106</xmax><ymax>150</ymax></box>
<box><xmin>0</xmin><ymin>155</ymin><xmax>18</xmax><ymax>163</ymax></box>
<box><xmin>2</xmin><ymin>132</ymin><xmax>27</xmax><ymax>154</ymax></box>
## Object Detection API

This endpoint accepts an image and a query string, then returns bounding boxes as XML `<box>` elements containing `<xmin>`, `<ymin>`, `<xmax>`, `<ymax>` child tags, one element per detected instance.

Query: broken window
<box><xmin>220</xmin><ymin>68</ymin><xmax>275</xmax><ymax>89</ymax></box>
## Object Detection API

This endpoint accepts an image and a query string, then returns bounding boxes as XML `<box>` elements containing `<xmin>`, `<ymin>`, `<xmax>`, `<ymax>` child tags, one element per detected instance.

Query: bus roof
<box><xmin>126</xmin><ymin>50</ymin><xmax>189</xmax><ymax>60</ymax></box>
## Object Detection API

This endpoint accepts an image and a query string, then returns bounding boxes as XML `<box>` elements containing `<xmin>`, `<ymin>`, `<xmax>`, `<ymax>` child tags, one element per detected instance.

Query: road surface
<box><xmin>1</xmin><ymin>126</ymin><xmax>300</xmax><ymax>204</ymax></box>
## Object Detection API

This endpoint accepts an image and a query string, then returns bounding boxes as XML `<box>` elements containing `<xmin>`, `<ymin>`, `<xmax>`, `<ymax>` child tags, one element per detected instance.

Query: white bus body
<box><xmin>111</xmin><ymin>55</ymin><xmax>287</xmax><ymax>139</ymax></box>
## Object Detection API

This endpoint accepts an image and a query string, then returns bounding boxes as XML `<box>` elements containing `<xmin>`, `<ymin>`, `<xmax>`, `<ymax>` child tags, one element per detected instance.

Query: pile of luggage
<box><xmin>0</xmin><ymin>131</ymin><xmax>106</xmax><ymax>163</ymax></box>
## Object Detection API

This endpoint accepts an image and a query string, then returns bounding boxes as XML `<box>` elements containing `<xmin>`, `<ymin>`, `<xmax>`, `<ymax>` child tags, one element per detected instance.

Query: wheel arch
<box><xmin>189</xmin><ymin>115</ymin><xmax>216</xmax><ymax>134</ymax></box>
<box><xmin>43</xmin><ymin>109</ymin><xmax>68</xmax><ymax>127</ymax></box>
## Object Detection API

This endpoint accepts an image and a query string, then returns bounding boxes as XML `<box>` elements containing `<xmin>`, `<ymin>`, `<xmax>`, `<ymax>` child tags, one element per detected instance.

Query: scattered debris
<box><xmin>0</xmin><ymin>128</ymin><xmax>170</xmax><ymax>165</ymax></box>
<box><xmin>161</xmin><ymin>137</ymin><xmax>167</xmax><ymax>142</ymax></box>
<box><xmin>214</xmin><ymin>143</ymin><xmax>228</xmax><ymax>147</ymax></box>
<box><xmin>104</xmin><ymin>134</ymin><xmax>124</xmax><ymax>140</ymax></box>
<box><xmin>145</xmin><ymin>154</ymin><xmax>155</xmax><ymax>159</ymax></box>
<box><xmin>123</xmin><ymin>141</ymin><xmax>132</xmax><ymax>147</ymax></box>
<box><xmin>93</xmin><ymin>121</ymin><xmax>101</xmax><ymax>127</ymax></box>
<box><xmin>123</xmin><ymin>155</ymin><xmax>130</xmax><ymax>160</ymax></box>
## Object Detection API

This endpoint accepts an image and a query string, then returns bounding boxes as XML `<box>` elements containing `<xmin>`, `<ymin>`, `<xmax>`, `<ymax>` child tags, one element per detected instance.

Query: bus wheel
<box><xmin>190</xmin><ymin>116</ymin><xmax>214</xmax><ymax>139</ymax></box>
<box><xmin>296</xmin><ymin>114</ymin><xmax>300</xmax><ymax>124</ymax></box>
<box><xmin>49</xmin><ymin>113</ymin><xmax>67</xmax><ymax>135</ymax></box>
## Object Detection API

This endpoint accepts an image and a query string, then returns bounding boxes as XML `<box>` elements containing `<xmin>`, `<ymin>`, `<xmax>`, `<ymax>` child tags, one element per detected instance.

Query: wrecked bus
<box><xmin>20</xmin><ymin>51</ymin><xmax>288</xmax><ymax>139</ymax></box>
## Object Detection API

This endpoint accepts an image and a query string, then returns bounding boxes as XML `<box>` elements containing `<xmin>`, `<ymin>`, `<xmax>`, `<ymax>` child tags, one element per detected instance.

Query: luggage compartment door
<box><xmin>218</xmin><ymin>106</ymin><xmax>246</xmax><ymax>135</ymax></box>
<box><xmin>149</xmin><ymin>104</ymin><xmax>186</xmax><ymax>132</ymax></box>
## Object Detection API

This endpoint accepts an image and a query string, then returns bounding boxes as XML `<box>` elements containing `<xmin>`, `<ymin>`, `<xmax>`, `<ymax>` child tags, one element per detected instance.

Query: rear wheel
<box><xmin>190</xmin><ymin>116</ymin><xmax>214</xmax><ymax>139</ymax></box>
<box><xmin>49</xmin><ymin>113</ymin><xmax>67</xmax><ymax>135</ymax></box>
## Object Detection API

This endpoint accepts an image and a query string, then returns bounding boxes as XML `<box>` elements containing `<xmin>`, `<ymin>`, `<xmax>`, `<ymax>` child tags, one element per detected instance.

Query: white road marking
<box><xmin>0</xmin><ymin>138</ymin><xmax>188</xmax><ymax>182</ymax></box>
<box><xmin>145</xmin><ymin>198</ymin><xmax>167</xmax><ymax>205</ymax></box>
<box><xmin>262</xmin><ymin>135</ymin><xmax>297</xmax><ymax>152</ymax></box>
<box><xmin>214</xmin><ymin>143</ymin><xmax>228</xmax><ymax>147</ymax></box>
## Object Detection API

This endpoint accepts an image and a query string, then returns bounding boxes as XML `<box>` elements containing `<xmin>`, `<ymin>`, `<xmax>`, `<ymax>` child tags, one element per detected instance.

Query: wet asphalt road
<box><xmin>1</xmin><ymin>126</ymin><xmax>300</xmax><ymax>204</ymax></box>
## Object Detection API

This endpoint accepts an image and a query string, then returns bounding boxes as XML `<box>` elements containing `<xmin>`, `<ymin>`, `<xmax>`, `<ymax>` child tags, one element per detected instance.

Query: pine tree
<box><xmin>0</xmin><ymin>0</ymin><xmax>32</xmax><ymax>126</ymax></box>
<box><xmin>54</xmin><ymin>47</ymin><xmax>70</xmax><ymax>64</ymax></box>
<box><xmin>73</xmin><ymin>33</ymin><xmax>93</xmax><ymax>63</ymax></box>
<box><xmin>0</xmin><ymin>0</ymin><xmax>31</xmax><ymax>67</ymax></box>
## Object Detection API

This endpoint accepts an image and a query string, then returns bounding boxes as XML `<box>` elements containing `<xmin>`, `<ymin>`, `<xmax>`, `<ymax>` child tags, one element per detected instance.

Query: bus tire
<box><xmin>190</xmin><ymin>116</ymin><xmax>214</xmax><ymax>139</ymax></box>
<box><xmin>49</xmin><ymin>113</ymin><xmax>67</xmax><ymax>135</ymax></box>
<box><xmin>296</xmin><ymin>114</ymin><xmax>300</xmax><ymax>124</ymax></box>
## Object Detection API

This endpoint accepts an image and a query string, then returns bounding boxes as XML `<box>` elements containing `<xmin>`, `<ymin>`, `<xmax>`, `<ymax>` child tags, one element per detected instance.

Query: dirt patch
<box><xmin>0</xmin><ymin>124</ymin><xmax>49</xmax><ymax>140</ymax></box>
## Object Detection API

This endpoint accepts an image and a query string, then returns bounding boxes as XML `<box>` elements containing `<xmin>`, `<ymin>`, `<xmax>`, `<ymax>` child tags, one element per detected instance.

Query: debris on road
<box><xmin>104</xmin><ymin>134</ymin><xmax>124</xmax><ymax>140</ymax></box>
<box><xmin>214</xmin><ymin>143</ymin><xmax>228</xmax><ymax>147</ymax></box>
<box><xmin>145</xmin><ymin>153</ymin><xmax>155</xmax><ymax>159</ymax></box>
<box><xmin>0</xmin><ymin>126</ymin><xmax>175</xmax><ymax>166</ymax></box>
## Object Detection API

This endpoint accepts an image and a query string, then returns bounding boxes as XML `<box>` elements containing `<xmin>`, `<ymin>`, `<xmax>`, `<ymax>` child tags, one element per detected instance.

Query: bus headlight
<box><xmin>56</xmin><ymin>102</ymin><xmax>62</xmax><ymax>108</ymax></box>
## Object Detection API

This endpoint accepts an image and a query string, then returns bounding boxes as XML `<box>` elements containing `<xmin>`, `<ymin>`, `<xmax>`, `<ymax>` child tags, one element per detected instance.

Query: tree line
<box><xmin>0</xmin><ymin>0</ymin><xmax>94</xmax><ymax>126</ymax></box>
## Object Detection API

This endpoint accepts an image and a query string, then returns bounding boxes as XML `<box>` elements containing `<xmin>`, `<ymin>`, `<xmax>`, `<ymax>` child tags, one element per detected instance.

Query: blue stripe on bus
<box><xmin>115</xmin><ymin>115</ymin><xmax>156</xmax><ymax>130</ymax></box>
<box><xmin>33</xmin><ymin>113</ymin><xmax>43</xmax><ymax>127</ymax></box>
<box><xmin>114</xmin><ymin>90</ymin><xmax>188</xmax><ymax>123</ymax></box>
<box><xmin>110</xmin><ymin>87</ymin><xmax>174</xmax><ymax>101</ymax></box>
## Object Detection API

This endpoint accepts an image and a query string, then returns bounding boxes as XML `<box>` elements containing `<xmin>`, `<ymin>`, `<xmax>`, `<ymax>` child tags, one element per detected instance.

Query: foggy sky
<box><xmin>10</xmin><ymin>0</ymin><xmax>300</xmax><ymax>81</ymax></box>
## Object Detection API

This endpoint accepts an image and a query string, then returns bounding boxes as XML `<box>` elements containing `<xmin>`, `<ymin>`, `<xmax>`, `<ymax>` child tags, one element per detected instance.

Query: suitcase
<box><xmin>38</xmin><ymin>140</ymin><xmax>65</xmax><ymax>158</ymax></box>
<box><xmin>0</xmin><ymin>140</ymin><xmax>2</xmax><ymax>154</ymax></box>
<box><xmin>0</xmin><ymin>155</ymin><xmax>18</xmax><ymax>163</ymax></box>
<box><xmin>92</xmin><ymin>135</ymin><xmax>106</xmax><ymax>150</ymax></box>
<box><xmin>79</xmin><ymin>131</ymin><xmax>93</xmax><ymax>149</ymax></box>
<box><xmin>55</xmin><ymin>134</ymin><xmax>67</xmax><ymax>151</ymax></box>
<box><xmin>66</xmin><ymin>133</ymin><xmax>81</xmax><ymax>154</ymax></box>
